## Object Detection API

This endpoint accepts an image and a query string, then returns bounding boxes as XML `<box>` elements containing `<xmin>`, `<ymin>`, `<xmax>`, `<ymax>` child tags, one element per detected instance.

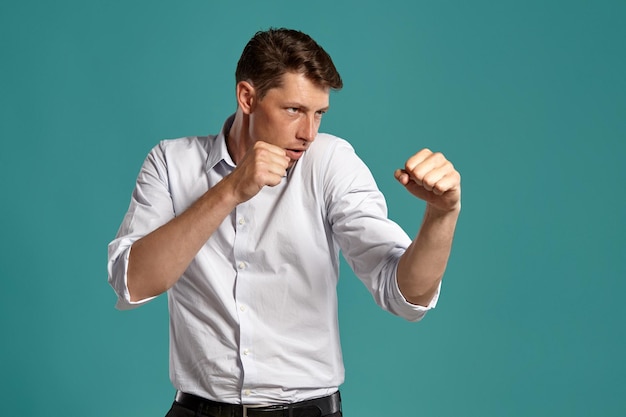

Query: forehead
<box><xmin>264</xmin><ymin>72</ymin><xmax>330</xmax><ymax>107</ymax></box>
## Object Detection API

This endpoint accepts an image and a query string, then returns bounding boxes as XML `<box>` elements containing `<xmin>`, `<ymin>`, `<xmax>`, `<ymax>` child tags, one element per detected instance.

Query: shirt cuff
<box><xmin>390</xmin><ymin>272</ymin><xmax>441</xmax><ymax>322</ymax></box>
<box><xmin>109</xmin><ymin>242</ymin><xmax>157</xmax><ymax>310</ymax></box>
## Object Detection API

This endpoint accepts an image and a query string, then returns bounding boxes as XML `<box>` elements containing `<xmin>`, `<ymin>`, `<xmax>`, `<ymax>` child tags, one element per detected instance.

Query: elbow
<box><xmin>398</xmin><ymin>277</ymin><xmax>441</xmax><ymax>307</ymax></box>
<box><xmin>126</xmin><ymin>269</ymin><xmax>163</xmax><ymax>302</ymax></box>
<box><xmin>405</xmin><ymin>291</ymin><xmax>436</xmax><ymax>307</ymax></box>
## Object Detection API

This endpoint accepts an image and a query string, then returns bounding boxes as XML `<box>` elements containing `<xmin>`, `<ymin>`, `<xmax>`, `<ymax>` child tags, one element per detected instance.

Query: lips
<box><xmin>285</xmin><ymin>148</ymin><xmax>305</xmax><ymax>161</ymax></box>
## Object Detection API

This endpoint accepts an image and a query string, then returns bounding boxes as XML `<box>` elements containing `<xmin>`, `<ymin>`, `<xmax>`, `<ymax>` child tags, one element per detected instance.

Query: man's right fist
<box><xmin>225</xmin><ymin>141</ymin><xmax>290</xmax><ymax>204</ymax></box>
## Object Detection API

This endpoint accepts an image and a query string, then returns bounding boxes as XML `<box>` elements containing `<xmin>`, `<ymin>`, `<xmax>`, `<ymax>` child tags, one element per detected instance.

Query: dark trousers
<box><xmin>165</xmin><ymin>399</ymin><xmax>343</xmax><ymax>417</ymax></box>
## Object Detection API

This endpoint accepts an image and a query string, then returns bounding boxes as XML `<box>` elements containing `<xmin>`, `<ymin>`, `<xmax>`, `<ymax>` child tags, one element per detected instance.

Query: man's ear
<box><xmin>236</xmin><ymin>81</ymin><xmax>256</xmax><ymax>114</ymax></box>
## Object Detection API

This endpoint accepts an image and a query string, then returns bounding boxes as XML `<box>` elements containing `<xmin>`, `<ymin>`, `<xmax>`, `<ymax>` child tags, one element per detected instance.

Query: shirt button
<box><xmin>238</xmin><ymin>218</ymin><xmax>246</xmax><ymax>225</ymax></box>
<box><xmin>240</xmin><ymin>305</ymin><xmax>246</xmax><ymax>312</ymax></box>
<box><xmin>238</xmin><ymin>262</ymin><xmax>246</xmax><ymax>269</ymax></box>
<box><xmin>244</xmin><ymin>389</ymin><xmax>251</xmax><ymax>396</ymax></box>
<box><xmin>243</xmin><ymin>349</ymin><xmax>250</xmax><ymax>356</ymax></box>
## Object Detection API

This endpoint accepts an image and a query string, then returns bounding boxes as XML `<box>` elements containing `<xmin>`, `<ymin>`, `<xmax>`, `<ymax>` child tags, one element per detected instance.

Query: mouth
<box><xmin>285</xmin><ymin>148</ymin><xmax>306</xmax><ymax>161</ymax></box>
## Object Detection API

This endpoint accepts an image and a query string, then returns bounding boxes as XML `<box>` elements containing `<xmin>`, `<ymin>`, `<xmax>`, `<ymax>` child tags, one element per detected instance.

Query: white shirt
<box><xmin>108</xmin><ymin>116</ymin><xmax>438</xmax><ymax>405</ymax></box>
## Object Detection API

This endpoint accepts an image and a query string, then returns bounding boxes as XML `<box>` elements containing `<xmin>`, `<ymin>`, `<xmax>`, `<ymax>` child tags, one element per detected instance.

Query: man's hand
<box><xmin>394</xmin><ymin>148</ymin><xmax>461</xmax><ymax>213</ymax></box>
<box><xmin>225</xmin><ymin>141</ymin><xmax>290</xmax><ymax>204</ymax></box>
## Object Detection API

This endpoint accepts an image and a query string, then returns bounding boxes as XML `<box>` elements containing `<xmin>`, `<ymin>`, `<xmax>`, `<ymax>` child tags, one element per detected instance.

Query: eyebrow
<box><xmin>286</xmin><ymin>102</ymin><xmax>330</xmax><ymax>113</ymax></box>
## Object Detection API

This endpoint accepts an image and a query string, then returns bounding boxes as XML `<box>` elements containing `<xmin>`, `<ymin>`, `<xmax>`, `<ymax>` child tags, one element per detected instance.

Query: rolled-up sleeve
<box><xmin>323</xmin><ymin>139</ymin><xmax>439</xmax><ymax>322</ymax></box>
<box><xmin>107</xmin><ymin>142</ymin><xmax>175</xmax><ymax>310</ymax></box>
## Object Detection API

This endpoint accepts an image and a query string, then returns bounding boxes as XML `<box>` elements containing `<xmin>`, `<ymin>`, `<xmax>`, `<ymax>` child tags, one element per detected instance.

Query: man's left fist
<box><xmin>394</xmin><ymin>148</ymin><xmax>461</xmax><ymax>213</ymax></box>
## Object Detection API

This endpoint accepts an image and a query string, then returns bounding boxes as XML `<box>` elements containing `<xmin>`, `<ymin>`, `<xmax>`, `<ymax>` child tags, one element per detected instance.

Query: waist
<box><xmin>174</xmin><ymin>390</ymin><xmax>341</xmax><ymax>417</ymax></box>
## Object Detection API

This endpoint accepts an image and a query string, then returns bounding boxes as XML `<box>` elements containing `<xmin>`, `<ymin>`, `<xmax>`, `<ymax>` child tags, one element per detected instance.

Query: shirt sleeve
<box><xmin>322</xmin><ymin>138</ymin><xmax>439</xmax><ymax>322</ymax></box>
<box><xmin>107</xmin><ymin>142</ymin><xmax>176</xmax><ymax>310</ymax></box>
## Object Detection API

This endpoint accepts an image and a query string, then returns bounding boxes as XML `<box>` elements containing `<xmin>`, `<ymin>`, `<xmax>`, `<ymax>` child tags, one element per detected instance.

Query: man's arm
<box><xmin>394</xmin><ymin>148</ymin><xmax>461</xmax><ymax>307</ymax></box>
<box><xmin>127</xmin><ymin>141</ymin><xmax>289</xmax><ymax>302</ymax></box>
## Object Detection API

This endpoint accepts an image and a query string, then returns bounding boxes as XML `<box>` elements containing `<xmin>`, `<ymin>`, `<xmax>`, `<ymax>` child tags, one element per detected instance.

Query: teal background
<box><xmin>1</xmin><ymin>0</ymin><xmax>624</xmax><ymax>416</ymax></box>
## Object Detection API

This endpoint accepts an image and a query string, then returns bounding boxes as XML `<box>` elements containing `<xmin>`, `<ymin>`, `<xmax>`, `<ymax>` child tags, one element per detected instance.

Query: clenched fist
<box><xmin>394</xmin><ymin>148</ymin><xmax>461</xmax><ymax>213</ymax></box>
<box><xmin>225</xmin><ymin>141</ymin><xmax>290</xmax><ymax>204</ymax></box>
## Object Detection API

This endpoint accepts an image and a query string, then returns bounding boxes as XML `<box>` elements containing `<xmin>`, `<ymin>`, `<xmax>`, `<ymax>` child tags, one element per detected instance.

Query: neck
<box><xmin>226</xmin><ymin>110</ymin><xmax>251</xmax><ymax>165</ymax></box>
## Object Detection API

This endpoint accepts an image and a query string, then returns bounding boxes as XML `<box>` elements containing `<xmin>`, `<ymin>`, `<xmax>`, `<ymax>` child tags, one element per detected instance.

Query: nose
<box><xmin>297</xmin><ymin>114</ymin><xmax>317</xmax><ymax>142</ymax></box>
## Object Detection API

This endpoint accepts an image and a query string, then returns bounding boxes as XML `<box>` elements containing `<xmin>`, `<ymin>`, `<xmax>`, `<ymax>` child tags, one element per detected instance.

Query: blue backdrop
<box><xmin>1</xmin><ymin>1</ymin><xmax>624</xmax><ymax>416</ymax></box>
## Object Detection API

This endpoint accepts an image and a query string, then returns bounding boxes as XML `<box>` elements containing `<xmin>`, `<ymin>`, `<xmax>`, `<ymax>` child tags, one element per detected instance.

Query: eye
<box><xmin>315</xmin><ymin>110</ymin><xmax>326</xmax><ymax>119</ymax></box>
<box><xmin>286</xmin><ymin>107</ymin><xmax>299</xmax><ymax>114</ymax></box>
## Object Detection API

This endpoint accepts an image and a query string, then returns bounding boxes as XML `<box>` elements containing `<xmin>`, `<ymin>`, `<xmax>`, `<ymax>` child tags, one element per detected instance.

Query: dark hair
<box><xmin>235</xmin><ymin>28</ymin><xmax>343</xmax><ymax>99</ymax></box>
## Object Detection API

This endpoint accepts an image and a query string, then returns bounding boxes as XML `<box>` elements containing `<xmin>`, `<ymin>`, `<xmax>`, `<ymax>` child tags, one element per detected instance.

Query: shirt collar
<box><xmin>206</xmin><ymin>114</ymin><xmax>236</xmax><ymax>172</ymax></box>
<box><xmin>205</xmin><ymin>114</ymin><xmax>299</xmax><ymax>179</ymax></box>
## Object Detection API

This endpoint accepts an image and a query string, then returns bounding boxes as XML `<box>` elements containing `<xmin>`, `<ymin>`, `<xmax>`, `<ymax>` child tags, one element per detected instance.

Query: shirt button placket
<box><xmin>233</xmin><ymin>205</ymin><xmax>256</xmax><ymax>396</ymax></box>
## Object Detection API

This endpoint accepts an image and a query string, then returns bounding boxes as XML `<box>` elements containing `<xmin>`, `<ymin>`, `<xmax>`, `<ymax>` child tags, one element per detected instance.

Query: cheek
<box><xmin>249</xmin><ymin>109</ymin><xmax>298</xmax><ymax>144</ymax></box>
<box><xmin>263</xmin><ymin>120</ymin><xmax>294</xmax><ymax>143</ymax></box>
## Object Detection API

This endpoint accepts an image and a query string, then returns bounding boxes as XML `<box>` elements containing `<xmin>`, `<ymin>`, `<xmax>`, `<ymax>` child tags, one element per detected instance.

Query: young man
<box><xmin>108</xmin><ymin>28</ymin><xmax>460</xmax><ymax>417</ymax></box>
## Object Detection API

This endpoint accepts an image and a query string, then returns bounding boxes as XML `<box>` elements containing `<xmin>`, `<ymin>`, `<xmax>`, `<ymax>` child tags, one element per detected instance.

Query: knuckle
<box><xmin>431</xmin><ymin>152</ymin><xmax>445</xmax><ymax>164</ymax></box>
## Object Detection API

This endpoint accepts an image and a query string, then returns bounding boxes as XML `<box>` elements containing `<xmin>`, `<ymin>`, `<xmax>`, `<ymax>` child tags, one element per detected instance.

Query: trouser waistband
<box><xmin>174</xmin><ymin>390</ymin><xmax>341</xmax><ymax>417</ymax></box>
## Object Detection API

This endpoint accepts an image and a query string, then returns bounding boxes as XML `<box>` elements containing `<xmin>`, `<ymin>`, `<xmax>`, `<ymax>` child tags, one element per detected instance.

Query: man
<box><xmin>108</xmin><ymin>28</ymin><xmax>460</xmax><ymax>417</ymax></box>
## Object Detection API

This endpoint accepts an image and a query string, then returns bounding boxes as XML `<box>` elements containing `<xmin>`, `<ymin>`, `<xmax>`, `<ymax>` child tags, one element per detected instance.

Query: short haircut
<box><xmin>235</xmin><ymin>28</ymin><xmax>343</xmax><ymax>99</ymax></box>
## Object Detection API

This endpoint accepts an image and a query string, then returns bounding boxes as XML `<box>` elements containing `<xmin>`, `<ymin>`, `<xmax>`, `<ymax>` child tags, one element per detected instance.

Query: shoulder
<box><xmin>310</xmin><ymin>133</ymin><xmax>370</xmax><ymax>170</ymax></box>
<box><xmin>154</xmin><ymin>135</ymin><xmax>214</xmax><ymax>156</ymax></box>
<box><xmin>135</xmin><ymin>136</ymin><xmax>217</xmax><ymax>185</ymax></box>
<box><xmin>302</xmin><ymin>133</ymin><xmax>360</xmax><ymax>171</ymax></box>
<box><xmin>308</xmin><ymin>133</ymin><xmax>355</xmax><ymax>155</ymax></box>
<box><xmin>298</xmin><ymin>133</ymin><xmax>377</xmax><ymax>193</ymax></box>
<box><xmin>145</xmin><ymin>135</ymin><xmax>216</xmax><ymax>167</ymax></box>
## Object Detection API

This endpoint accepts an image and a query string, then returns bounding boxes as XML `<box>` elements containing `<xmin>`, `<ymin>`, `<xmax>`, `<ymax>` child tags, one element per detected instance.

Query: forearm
<box><xmin>397</xmin><ymin>205</ymin><xmax>460</xmax><ymax>306</ymax></box>
<box><xmin>127</xmin><ymin>179</ymin><xmax>238</xmax><ymax>301</ymax></box>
